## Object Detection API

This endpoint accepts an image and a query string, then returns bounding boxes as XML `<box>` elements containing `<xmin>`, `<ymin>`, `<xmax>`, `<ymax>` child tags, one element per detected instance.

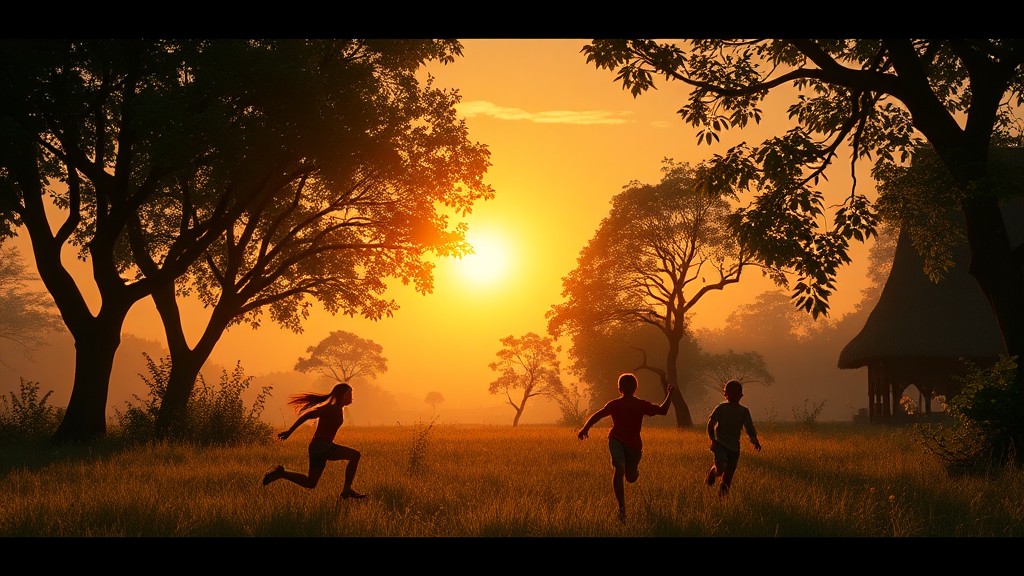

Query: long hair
<box><xmin>288</xmin><ymin>383</ymin><xmax>352</xmax><ymax>413</ymax></box>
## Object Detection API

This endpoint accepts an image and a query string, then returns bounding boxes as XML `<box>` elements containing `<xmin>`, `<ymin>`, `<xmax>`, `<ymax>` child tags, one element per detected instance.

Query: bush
<box><xmin>913</xmin><ymin>355</ymin><xmax>1022</xmax><ymax>470</ymax></box>
<box><xmin>0</xmin><ymin>379</ymin><xmax>62</xmax><ymax>444</ymax></box>
<box><xmin>113</xmin><ymin>353</ymin><xmax>274</xmax><ymax>445</ymax></box>
<box><xmin>792</xmin><ymin>398</ymin><xmax>826</xmax><ymax>429</ymax></box>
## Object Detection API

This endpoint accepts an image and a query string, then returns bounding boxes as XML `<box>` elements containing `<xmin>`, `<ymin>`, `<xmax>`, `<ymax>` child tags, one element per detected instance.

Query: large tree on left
<box><xmin>0</xmin><ymin>40</ymin><xmax>486</xmax><ymax>443</ymax></box>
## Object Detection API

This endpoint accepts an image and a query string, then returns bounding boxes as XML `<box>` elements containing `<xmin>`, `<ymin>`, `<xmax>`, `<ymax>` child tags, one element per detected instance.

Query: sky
<box><xmin>9</xmin><ymin>39</ymin><xmax>879</xmax><ymax>421</ymax></box>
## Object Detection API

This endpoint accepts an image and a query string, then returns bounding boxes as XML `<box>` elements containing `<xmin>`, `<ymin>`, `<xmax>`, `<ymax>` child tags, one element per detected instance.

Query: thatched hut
<box><xmin>837</xmin><ymin>225</ymin><xmax>1005</xmax><ymax>421</ymax></box>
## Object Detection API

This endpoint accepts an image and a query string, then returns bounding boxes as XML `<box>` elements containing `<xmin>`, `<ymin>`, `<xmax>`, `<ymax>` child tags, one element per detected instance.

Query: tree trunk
<box><xmin>665</xmin><ymin>331</ymin><xmax>694</xmax><ymax>428</ymax></box>
<box><xmin>151</xmin><ymin>284</ymin><xmax>231</xmax><ymax>439</ymax></box>
<box><xmin>512</xmin><ymin>393</ymin><xmax>528</xmax><ymax>427</ymax></box>
<box><xmin>51</xmin><ymin>318</ymin><xmax>123</xmax><ymax>443</ymax></box>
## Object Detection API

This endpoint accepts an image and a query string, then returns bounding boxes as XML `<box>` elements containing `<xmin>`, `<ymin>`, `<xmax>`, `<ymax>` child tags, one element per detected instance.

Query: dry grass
<box><xmin>2</xmin><ymin>422</ymin><xmax>1022</xmax><ymax>537</ymax></box>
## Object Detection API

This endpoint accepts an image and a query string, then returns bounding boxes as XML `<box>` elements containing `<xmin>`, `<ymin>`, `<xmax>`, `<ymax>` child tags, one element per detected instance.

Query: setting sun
<box><xmin>455</xmin><ymin>229</ymin><xmax>514</xmax><ymax>287</ymax></box>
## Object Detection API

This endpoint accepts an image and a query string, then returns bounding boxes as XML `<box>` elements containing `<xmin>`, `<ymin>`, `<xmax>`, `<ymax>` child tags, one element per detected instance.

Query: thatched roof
<box><xmin>837</xmin><ymin>225</ymin><xmax>1005</xmax><ymax>369</ymax></box>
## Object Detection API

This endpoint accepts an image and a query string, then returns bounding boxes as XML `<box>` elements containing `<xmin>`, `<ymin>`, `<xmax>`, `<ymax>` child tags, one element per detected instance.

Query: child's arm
<box><xmin>744</xmin><ymin>410</ymin><xmax>761</xmax><ymax>451</ymax></box>
<box><xmin>707</xmin><ymin>408</ymin><xmax>718</xmax><ymax>447</ymax></box>
<box><xmin>577</xmin><ymin>406</ymin><xmax>610</xmax><ymax>440</ymax></box>
<box><xmin>654</xmin><ymin>385</ymin><xmax>674</xmax><ymax>415</ymax></box>
<box><xmin>279</xmin><ymin>409</ymin><xmax>315</xmax><ymax>440</ymax></box>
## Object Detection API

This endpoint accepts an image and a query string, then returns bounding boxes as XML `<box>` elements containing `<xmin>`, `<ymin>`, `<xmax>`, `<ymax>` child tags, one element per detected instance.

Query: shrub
<box><xmin>113</xmin><ymin>354</ymin><xmax>274</xmax><ymax>445</ymax></box>
<box><xmin>792</xmin><ymin>398</ymin><xmax>826</xmax><ymax>429</ymax></box>
<box><xmin>554</xmin><ymin>381</ymin><xmax>588</xmax><ymax>427</ymax></box>
<box><xmin>0</xmin><ymin>379</ymin><xmax>62</xmax><ymax>444</ymax></box>
<box><xmin>404</xmin><ymin>416</ymin><xmax>438</xmax><ymax>475</ymax></box>
<box><xmin>913</xmin><ymin>355</ymin><xmax>1022</xmax><ymax>470</ymax></box>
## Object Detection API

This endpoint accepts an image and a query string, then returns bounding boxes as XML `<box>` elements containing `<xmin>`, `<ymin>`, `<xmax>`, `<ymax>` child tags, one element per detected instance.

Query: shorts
<box><xmin>609</xmin><ymin>437</ymin><xmax>642</xmax><ymax>470</ymax></box>
<box><xmin>711</xmin><ymin>440</ymin><xmax>738</xmax><ymax>468</ymax></box>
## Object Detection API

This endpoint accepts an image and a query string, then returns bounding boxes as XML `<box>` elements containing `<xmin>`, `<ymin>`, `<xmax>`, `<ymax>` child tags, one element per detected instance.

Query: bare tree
<box><xmin>488</xmin><ymin>332</ymin><xmax>563</xmax><ymax>427</ymax></box>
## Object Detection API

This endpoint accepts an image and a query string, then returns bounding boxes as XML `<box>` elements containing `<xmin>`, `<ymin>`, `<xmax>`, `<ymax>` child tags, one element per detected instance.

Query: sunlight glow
<box><xmin>455</xmin><ymin>229</ymin><xmax>513</xmax><ymax>287</ymax></box>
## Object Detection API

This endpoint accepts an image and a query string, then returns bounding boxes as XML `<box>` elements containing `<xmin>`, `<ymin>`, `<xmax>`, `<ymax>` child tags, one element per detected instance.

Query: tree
<box><xmin>0</xmin><ymin>244</ymin><xmax>60</xmax><ymax>363</ymax></box>
<box><xmin>488</xmin><ymin>332</ymin><xmax>564</xmax><ymax>427</ymax></box>
<box><xmin>691</xmin><ymin>349</ymin><xmax>774</xmax><ymax>406</ymax></box>
<box><xmin>295</xmin><ymin>331</ymin><xmax>388</xmax><ymax>384</ymax></box>
<box><xmin>0</xmin><ymin>40</ymin><xmax>490</xmax><ymax>442</ymax></box>
<box><xmin>424</xmin><ymin>391</ymin><xmax>444</xmax><ymax>414</ymax></box>
<box><xmin>548</xmin><ymin>159</ymin><xmax>762</xmax><ymax>427</ymax></box>
<box><xmin>552</xmin><ymin>379</ymin><xmax>588</xmax><ymax>427</ymax></box>
<box><xmin>584</xmin><ymin>39</ymin><xmax>1024</xmax><ymax>456</ymax></box>
<box><xmin>145</xmin><ymin>41</ymin><xmax>490</xmax><ymax>438</ymax></box>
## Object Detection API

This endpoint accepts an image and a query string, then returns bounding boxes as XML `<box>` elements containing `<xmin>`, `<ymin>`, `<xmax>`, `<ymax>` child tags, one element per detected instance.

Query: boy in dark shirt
<box><xmin>706</xmin><ymin>379</ymin><xmax>761</xmax><ymax>496</ymax></box>
<box><xmin>578</xmin><ymin>372</ymin><xmax>673</xmax><ymax>522</ymax></box>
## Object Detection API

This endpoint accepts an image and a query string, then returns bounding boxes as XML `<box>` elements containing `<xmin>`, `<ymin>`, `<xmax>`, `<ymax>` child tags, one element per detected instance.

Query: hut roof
<box><xmin>837</xmin><ymin>225</ymin><xmax>1005</xmax><ymax>369</ymax></box>
<box><xmin>838</xmin><ymin>147</ymin><xmax>1024</xmax><ymax>370</ymax></box>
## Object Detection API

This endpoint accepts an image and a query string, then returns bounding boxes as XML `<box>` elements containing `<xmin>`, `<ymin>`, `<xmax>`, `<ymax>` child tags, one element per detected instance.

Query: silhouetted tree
<box><xmin>0</xmin><ymin>40</ymin><xmax>491</xmax><ymax>442</ymax></box>
<box><xmin>0</xmin><ymin>245</ymin><xmax>60</xmax><ymax>363</ymax></box>
<box><xmin>424</xmin><ymin>391</ymin><xmax>444</xmax><ymax>414</ymax></box>
<box><xmin>691</xmin><ymin>349</ymin><xmax>774</xmax><ymax>404</ymax></box>
<box><xmin>488</xmin><ymin>332</ymin><xmax>563</xmax><ymax>427</ymax></box>
<box><xmin>295</xmin><ymin>330</ymin><xmax>388</xmax><ymax>385</ymax></box>
<box><xmin>584</xmin><ymin>39</ymin><xmax>1024</xmax><ymax>452</ymax></box>
<box><xmin>548</xmin><ymin>159</ymin><xmax>766</xmax><ymax>427</ymax></box>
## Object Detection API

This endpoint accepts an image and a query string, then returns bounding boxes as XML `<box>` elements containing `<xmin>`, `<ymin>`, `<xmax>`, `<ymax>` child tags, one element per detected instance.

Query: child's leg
<box><xmin>276</xmin><ymin>456</ymin><xmax>328</xmax><ymax>489</ymax></box>
<box><xmin>608</xmin><ymin>439</ymin><xmax>628</xmax><ymax>515</ymax></box>
<box><xmin>719</xmin><ymin>450</ymin><xmax>740</xmax><ymax>494</ymax></box>
<box><xmin>328</xmin><ymin>444</ymin><xmax>362</xmax><ymax>493</ymax></box>
<box><xmin>624</xmin><ymin>448</ymin><xmax>642</xmax><ymax>483</ymax></box>
<box><xmin>612</xmin><ymin>464</ymin><xmax>626</xmax><ymax>512</ymax></box>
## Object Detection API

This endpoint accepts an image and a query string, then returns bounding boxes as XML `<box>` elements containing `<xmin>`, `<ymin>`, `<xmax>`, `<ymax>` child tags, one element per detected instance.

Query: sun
<box><xmin>454</xmin><ymin>229</ymin><xmax>512</xmax><ymax>287</ymax></box>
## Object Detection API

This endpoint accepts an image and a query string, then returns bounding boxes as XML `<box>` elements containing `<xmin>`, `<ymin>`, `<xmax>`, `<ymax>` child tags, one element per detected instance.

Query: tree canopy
<box><xmin>488</xmin><ymin>332</ymin><xmax>563</xmax><ymax>427</ymax></box>
<box><xmin>0</xmin><ymin>39</ymin><xmax>491</xmax><ymax>442</ymax></box>
<box><xmin>295</xmin><ymin>330</ymin><xmax>388</xmax><ymax>385</ymax></box>
<box><xmin>0</xmin><ymin>244</ymin><xmax>60</xmax><ymax>362</ymax></box>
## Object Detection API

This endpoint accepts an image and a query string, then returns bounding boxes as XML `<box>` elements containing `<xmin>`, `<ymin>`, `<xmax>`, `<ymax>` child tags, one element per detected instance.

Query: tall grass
<box><xmin>2</xmin><ymin>422</ymin><xmax>1022</xmax><ymax>536</ymax></box>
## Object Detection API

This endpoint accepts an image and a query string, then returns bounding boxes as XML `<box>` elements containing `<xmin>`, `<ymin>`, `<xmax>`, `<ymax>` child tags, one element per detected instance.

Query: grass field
<box><xmin>2</xmin><ymin>421</ymin><xmax>1022</xmax><ymax>537</ymax></box>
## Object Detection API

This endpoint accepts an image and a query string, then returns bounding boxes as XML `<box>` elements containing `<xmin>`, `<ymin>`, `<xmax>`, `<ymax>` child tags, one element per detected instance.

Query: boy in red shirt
<box><xmin>577</xmin><ymin>372</ymin><xmax>673</xmax><ymax>522</ymax></box>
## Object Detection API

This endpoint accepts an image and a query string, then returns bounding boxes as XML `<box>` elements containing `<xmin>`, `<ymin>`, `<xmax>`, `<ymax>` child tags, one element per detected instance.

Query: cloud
<box><xmin>457</xmin><ymin>100</ymin><xmax>632</xmax><ymax>125</ymax></box>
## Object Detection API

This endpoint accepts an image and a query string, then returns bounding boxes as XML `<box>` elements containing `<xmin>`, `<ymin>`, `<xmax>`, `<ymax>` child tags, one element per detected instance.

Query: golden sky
<box><xmin>15</xmin><ymin>40</ymin><xmax>879</xmax><ymax>418</ymax></box>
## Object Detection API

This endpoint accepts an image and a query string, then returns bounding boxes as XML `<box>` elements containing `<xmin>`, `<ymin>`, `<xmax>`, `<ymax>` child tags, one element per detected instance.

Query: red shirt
<box><xmin>603</xmin><ymin>395</ymin><xmax>661</xmax><ymax>451</ymax></box>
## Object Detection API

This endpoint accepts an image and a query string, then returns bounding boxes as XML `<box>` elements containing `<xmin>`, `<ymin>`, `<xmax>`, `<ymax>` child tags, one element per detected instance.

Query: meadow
<box><xmin>2</xmin><ymin>421</ymin><xmax>1022</xmax><ymax>538</ymax></box>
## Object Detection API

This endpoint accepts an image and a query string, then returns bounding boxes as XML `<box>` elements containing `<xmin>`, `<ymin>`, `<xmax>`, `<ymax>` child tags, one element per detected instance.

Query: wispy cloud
<box><xmin>458</xmin><ymin>100</ymin><xmax>632</xmax><ymax>125</ymax></box>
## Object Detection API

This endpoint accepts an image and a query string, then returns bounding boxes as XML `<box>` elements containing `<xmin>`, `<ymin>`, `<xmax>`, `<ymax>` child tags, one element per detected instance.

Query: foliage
<box><xmin>0</xmin><ymin>245</ymin><xmax>61</xmax><ymax>363</ymax></box>
<box><xmin>552</xmin><ymin>380</ymin><xmax>589</xmax><ymax>427</ymax></box>
<box><xmin>113</xmin><ymin>354</ymin><xmax>273</xmax><ymax>445</ymax></box>
<box><xmin>295</xmin><ymin>331</ymin><xmax>388</xmax><ymax>384</ymax></box>
<box><xmin>488</xmin><ymin>332</ymin><xmax>564</xmax><ymax>427</ymax></box>
<box><xmin>900</xmin><ymin>395</ymin><xmax>919</xmax><ymax>416</ymax></box>
<box><xmin>404</xmin><ymin>416</ymin><xmax>438</xmax><ymax>475</ymax></box>
<box><xmin>0</xmin><ymin>379</ymin><xmax>62</xmax><ymax>444</ymax></box>
<box><xmin>583</xmin><ymin>39</ymin><xmax>1024</xmax><ymax>319</ymax></box>
<box><xmin>0</xmin><ymin>39</ymin><xmax>491</xmax><ymax>442</ymax></box>
<box><xmin>914</xmin><ymin>356</ymin><xmax>1023</xmax><ymax>470</ymax></box>
<box><xmin>792</xmin><ymin>399</ymin><xmax>827</xmax><ymax>429</ymax></box>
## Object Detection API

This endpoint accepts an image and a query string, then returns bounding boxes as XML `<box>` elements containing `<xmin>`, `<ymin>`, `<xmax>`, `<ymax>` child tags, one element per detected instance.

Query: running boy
<box><xmin>577</xmin><ymin>372</ymin><xmax>673</xmax><ymax>522</ymax></box>
<box><xmin>705</xmin><ymin>379</ymin><xmax>761</xmax><ymax>496</ymax></box>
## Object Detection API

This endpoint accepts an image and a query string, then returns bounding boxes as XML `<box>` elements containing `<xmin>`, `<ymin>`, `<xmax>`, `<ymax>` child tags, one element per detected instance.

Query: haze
<box><xmin>0</xmin><ymin>40</ymin><xmax>879</xmax><ymax>427</ymax></box>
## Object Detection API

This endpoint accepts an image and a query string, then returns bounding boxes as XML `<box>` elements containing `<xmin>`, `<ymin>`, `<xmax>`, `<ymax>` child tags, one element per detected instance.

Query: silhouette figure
<box><xmin>262</xmin><ymin>382</ymin><xmax>365</xmax><ymax>500</ymax></box>
<box><xmin>577</xmin><ymin>372</ymin><xmax>673</xmax><ymax>522</ymax></box>
<box><xmin>705</xmin><ymin>379</ymin><xmax>761</xmax><ymax>496</ymax></box>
